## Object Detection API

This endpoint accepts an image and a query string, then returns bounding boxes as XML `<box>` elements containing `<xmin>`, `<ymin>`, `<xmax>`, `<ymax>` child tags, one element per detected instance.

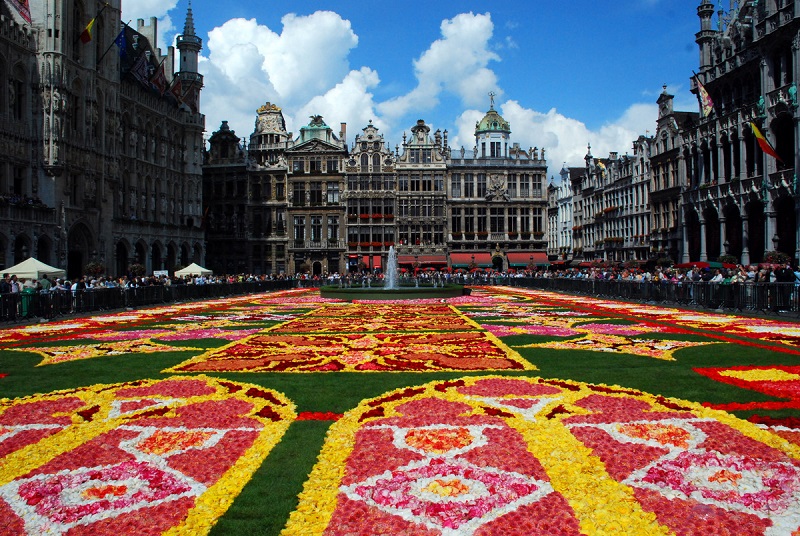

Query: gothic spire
<box><xmin>184</xmin><ymin>0</ymin><xmax>196</xmax><ymax>37</ymax></box>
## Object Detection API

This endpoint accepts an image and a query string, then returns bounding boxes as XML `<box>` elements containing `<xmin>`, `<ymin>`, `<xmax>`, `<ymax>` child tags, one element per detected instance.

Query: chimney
<box><xmin>340</xmin><ymin>123</ymin><xmax>347</xmax><ymax>143</ymax></box>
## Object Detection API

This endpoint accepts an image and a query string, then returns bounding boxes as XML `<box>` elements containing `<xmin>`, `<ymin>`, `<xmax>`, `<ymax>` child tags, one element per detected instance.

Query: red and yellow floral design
<box><xmin>0</xmin><ymin>376</ymin><xmax>295</xmax><ymax>534</ymax></box>
<box><xmin>168</xmin><ymin>303</ymin><xmax>533</xmax><ymax>373</ymax></box>
<box><xmin>284</xmin><ymin>375</ymin><xmax>800</xmax><ymax>535</ymax></box>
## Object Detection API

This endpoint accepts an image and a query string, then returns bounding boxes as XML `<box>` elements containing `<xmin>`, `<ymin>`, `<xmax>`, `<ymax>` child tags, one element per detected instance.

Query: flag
<box><xmin>129</xmin><ymin>53</ymin><xmax>149</xmax><ymax>87</ymax></box>
<box><xmin>750</xmin><ymin>122</ymin><xmax>783</xmax><ymax>162</ymax></box>
<box><xmin>79</xmin><ymin>18</ymin><xmax>96</xmax><ymax>44</ymax></box>
<box><xmin>114</xmin><ymin>29</ymin><xmax>127</xmax><ymax>57</ymax></box>
<box><xmin>694</xmin><ymin>73</ymin><xmax>714</xmax><ymax>117</ymax></box>
<box><xmin>168</xmin><ymin>76</ymin><xmax>183</xmax><ymax>103</ymax></box>
<box><xmin>150</xmin><ymin>62</ymin><xmax>168</xmax><ymax>95</ymax></box>
<box><xmin>7</xmin><ymin>0</ymin><xmax>31</xmax><ymax>23</ymax></box>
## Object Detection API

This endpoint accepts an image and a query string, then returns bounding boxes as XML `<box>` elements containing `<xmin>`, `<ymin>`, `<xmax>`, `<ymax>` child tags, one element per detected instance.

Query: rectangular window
<box><xmin>398</xmin><ymin>199</ymin><xmax>409</xmax><ymax>217</ymax></box>
<box><xmin>507</xmin><ymin>208</ymin><xmax>518</xmax><ymax>232</ymax></box>
<box><xmin>384</xmin><ymin>200</ymin><xmax>394</xmax><ymax>217</ymax></box>
<box><xmin>451</xmin><ymin>208</ymin><xmax>462</xmax><ymax>233</ymax></box>
<box><xmin>434</xmin><ymin>173</ymin><xmax>443</xmax><ymax>192</ymax></box>
<box><xmin>275</xmin><ymin>182</ymin><xmax>285</xmax><ymax>201</ymax></box>
<box><xmin>464</xmin><ymin>173</ymin><xmax>474</xmax><ymax>197</ymax></box>
<box><xmin>507</xmin><ymin>174</ymin><xmax>517</xmax><ymax>197</ymax></box>
<box><xmin>532</xmin><ymin>174</ymin><xmax>542</xmax><ymax>198</ymax></box>
<box><xmin>398</xmin><ymin>173</ymin><xmax>409</xmax><ymax>192</ymax></box>
<box><xmin>292</xmin><ymin>159</ymin><xmax>304</xmax><ymax>173</ymax></box>
<box><xmin>451</xmin><ymin>174</ymin><xmax>461</xmax><ymax>197</ymax></box>
<box><xmin>292</xmin><ymin>182</ymin><xmax>305</xmax><ymax>206</ymax></box>
<box><xmin>422</xmin><ymin>174</ymin><xmax>432</xmax><ymax>192</ymax></box>
<box><xmin>311</xmin><ymin>215</ymin><xmax>322</xmax><ymax>241</ymax></box>
<box><xmin>490</xmin><ymin>141</ymin><xmax>501</xmax><ymax>157</ymax></box>
<box><xmin>326</xmin><ymin>182</ymin><xmax>339</xmax><ymax>204</ymax></box>
<box><xmin>293</xmin><ymin>216</ymin><xmax>305</xmax><ymax>242</ymax></box>
<box><xmin>328</xmin><ymin>216</ymin><xmax>339</xmax><ymax>242</ymax></box>
<box><xmin>464</xmin><ymin>208</ymin><xmax>474</xmax><ymax>233</ymax></box>
<box><xmin>421</xmin><ymin>200</ymin><xmax>433</xmax><ymax>217</ymax></box>
<box><xmin>477</xmin><ymin>208</ymin><xmax>487</xmax><ymax>233</ymax></box>
<box><xmin>310</xmin><ymin>182</ymin><xmax>323</xmax><ymax>205</ymax></box>
<box><xmin>309</xmin><ymin>158</ymin><xmax>322</xmax><ymax>173</ymax></box>
<box><xmin>532</xmin><ymin>207</ymin><xmax>543</xmax><ymax>233</ymax></box>
<box><xmin>477</xmin><ymin>174</ymin><xmax>487</xmax><ymax>198</ymax></box>
<box><xmin>434</xmin><ymin>198</ymin><xmax>444</xmax><ymax>217</ymax></box>
<box><xmin>326</xmin><ymin>158</ymin><xmax>338</xmax><ymax>172</ymax></box>
<box><xmin>490</xmin><ymin>207</ymin><xmax>504</xmax><ymax>232</ymax></box>
<box><xmin>410</xmin><ymin>199</ymin><xmax>421</xmax><ymax>217</ymax></box>
<box><xmin>411</xmin><ymin>174</ymin><xmax>421</xmax><ymax>192</ymax></box>
<box><xmin>520</xmin><ymin>174</ymin><xmax>530</xmax><ymax>197</ymax></box>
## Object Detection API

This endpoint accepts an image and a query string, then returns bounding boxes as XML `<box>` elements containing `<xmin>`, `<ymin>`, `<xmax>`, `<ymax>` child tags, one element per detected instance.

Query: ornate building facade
<box><xmin>395</xmin><ymin>119</ymin><xmax>448</xmax><ymax>270</ymax></box>
<box><xmin>204</xmin><ymin>103</ymin><xmax>290</xmax><ymax>275</ymax></box>
<box><xmin>204</xmin><ymin>101</ymin><xmax>550</xmax><ymax>275</ymax></box>
<box><xmin>682</xmin><ymin>0</ymin><xmax>800</xmax><ymax>265</ymax></box>
<box><xmin>285</xmin><ymin>116</ymin><xmax>347</xmax><ymax>274</ymax></box>
<box><xmin>0</xmin><ymin>1</ymin><xmax>206</xmax><ymax>278</ymax></box>
<box><xmin>447</xmin><ymin>103</ymin><xmax>549</xmax><ymax>271</ymax></box>
<box><xmin>344</xmin><ymin>121</ymin><xmax>396</xmax><ymax>273</ymax></box>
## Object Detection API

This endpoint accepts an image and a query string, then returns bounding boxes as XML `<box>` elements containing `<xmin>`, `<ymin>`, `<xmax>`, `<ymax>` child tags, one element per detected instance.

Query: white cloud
<box><xmin>293</xmin><ymin>67</ymin><xmax>383</xmax><ymax>144</ymax></box>
<box><xmin>379</xmin><ymin>12</ymin><xmax>500</xmax><ymax>120</ymax></box>
<box><xmin>200</xmin><ymin>11</ymin><xmax>358</xmax><ymax>141</ymax></box>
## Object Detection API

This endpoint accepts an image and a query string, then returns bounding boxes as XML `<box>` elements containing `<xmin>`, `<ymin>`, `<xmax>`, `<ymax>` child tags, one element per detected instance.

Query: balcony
<box><xmin>290</xmin><ymin>239</ymin><xmax>346</xmax><ymax>250</ymax></box>
<box><xmin>0</xmin><ymin>203</ymin><xmax>56</xmax><ymax>224</ymax></box>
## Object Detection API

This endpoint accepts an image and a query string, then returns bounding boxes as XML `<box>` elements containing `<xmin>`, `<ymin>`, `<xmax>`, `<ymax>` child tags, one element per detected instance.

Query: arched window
<box><xmin>372</xmin><ymin>153</ymin><xmax>380</xmax><ymax>169</ymax></box>
<box><xmin>360</xmin><ymin>153</ymin><xmax>368</xmax><ymax>169</ymax></box>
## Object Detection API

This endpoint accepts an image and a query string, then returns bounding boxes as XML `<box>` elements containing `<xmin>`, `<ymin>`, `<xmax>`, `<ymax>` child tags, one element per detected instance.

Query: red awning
<box><xmin>450</xmin><ymin>252</ymin><xmax>493</xmax><ymax>267</ymax></box>
<box><xmin>507</xmin><ymin>252</ymin><xmax>549</xmax><ymax>267</ymax></box>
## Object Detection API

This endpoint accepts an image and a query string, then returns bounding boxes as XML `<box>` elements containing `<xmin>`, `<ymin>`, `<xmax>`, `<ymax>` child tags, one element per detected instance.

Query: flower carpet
<box><xmin>1</xmin><ymin>285</ymin><xmax>800</xmax><ymax>534</ymax></box>
<box><xmin>285</xmin><ymin>376</ymin><xmax>800</xmax><ymax>535</ymax></box>
<box><xmin>0</xmin><ymin>375</ymin><xmax>294</xmax><ymax>535</ymax></box>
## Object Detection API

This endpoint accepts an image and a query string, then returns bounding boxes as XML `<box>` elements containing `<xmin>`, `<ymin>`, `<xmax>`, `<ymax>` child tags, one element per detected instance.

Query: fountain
<box><xmin>385</xmin><ymin>246</ymin><xmax>399</xmax><ymax>290</ymax></box>
<box><xmin>319</xmin><ymin>245</ymin><xmax>466</xmax><ymax>301</ymax></box>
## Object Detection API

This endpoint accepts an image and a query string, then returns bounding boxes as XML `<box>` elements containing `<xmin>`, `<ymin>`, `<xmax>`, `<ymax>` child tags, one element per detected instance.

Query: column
<box><xmin>741</xmin><ymin>216</ymin><xmax>750</xmax><ymax>265</ymax></box>
<box><xmin>719</xmin><ymin>217</ymin><xmax>727</xmax><ymax>258</ymax></box>
<box><xmin>766</xmin><ymin>210</ymin><xmax>778</xmax><ymax>253</ymax></box>
<box><xmin>681</xmin><ymin>212</ymin><xmax>690</xmax><ymax>263</ymax></box>
<box><xmin>699</xmin><ymin>216</ymin><xmax>708</xmax><ymax>261</ymax></box>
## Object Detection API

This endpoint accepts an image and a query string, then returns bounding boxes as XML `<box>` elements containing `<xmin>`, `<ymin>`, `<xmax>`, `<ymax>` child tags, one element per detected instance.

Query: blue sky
<box><xmin>124</xmin><ymin>0</ymin><xmax>707</xmax><ymax>172</ymax></box>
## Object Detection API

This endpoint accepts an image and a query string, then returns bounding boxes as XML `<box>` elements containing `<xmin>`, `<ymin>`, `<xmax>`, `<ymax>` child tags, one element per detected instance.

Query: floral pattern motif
<box><xmin>0</xmin><ymin>376</ymin><xmax>295</xmax><ymax>534</ymax></box>
<box><xmin>284</xmin><ymin>376</ymin><xmax>800</xmax><ymax>535</ymax></box>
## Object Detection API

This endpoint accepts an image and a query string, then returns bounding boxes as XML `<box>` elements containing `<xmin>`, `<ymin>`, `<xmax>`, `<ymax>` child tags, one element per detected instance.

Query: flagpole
<box><xmin>97</xmin><ymin>20</ymin><xmax>131</xmax><ymax>66</ymax></box>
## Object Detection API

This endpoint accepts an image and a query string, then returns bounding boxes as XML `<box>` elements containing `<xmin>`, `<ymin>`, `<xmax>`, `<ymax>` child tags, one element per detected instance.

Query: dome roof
<box><xmin>475</xmin><ymin>107</ymin><xmax>510</xmax><ymax>135</ymax></box>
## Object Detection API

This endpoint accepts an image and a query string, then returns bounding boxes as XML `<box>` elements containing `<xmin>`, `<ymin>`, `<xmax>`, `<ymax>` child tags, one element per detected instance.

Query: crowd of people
<box><xmin>0</xmin><ymin>192</ymin><xmax>47</xmax><ymax>208</ymax></box>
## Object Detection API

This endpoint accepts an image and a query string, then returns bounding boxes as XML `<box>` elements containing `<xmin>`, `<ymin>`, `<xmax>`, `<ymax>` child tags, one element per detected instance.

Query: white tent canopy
<box><xmin>3</xmin><ymin>257</ymin><xmax>66</xmax><ymax>280</ymax></box>
<box><xmin>174</xmin><ymin>262</ymin><xmax>212</xmax><ymax>276</ymax></box>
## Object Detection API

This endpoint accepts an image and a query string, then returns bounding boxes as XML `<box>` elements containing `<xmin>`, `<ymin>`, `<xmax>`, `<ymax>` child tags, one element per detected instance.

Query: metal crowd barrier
<box><xmin>497</xmin><ymin>278</ymin><xmax>800</xmax><ymax>315</ymax></box>
<box><xmin>0</xmin><ymin>280</ymin><xmax>296</xmax><ymax>323</ymax></box>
